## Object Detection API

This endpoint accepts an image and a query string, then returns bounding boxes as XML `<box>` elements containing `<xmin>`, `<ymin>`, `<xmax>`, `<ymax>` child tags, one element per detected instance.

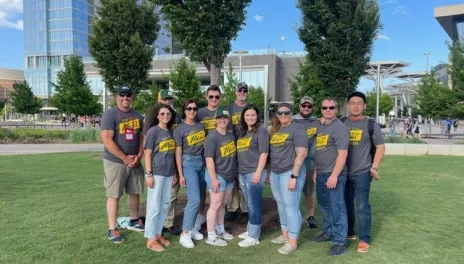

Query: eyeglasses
<box><xmin>186</xmin><ymin>107</ymin><xmax>198</xmax><ymax>112</ymax></box>
<box><xmin>208</xmin><ymin>95</ymin><xmax>220</xmax><ymax>100</ymax></box>
<box><xmin>237</xmin><ymin>89</ymin><xmax>248</xmax><ymax>94</ymax></box>
<box><xmin>301</xmin><ymin>104</ymin><xmax>313</xmax><ymax>109</ymax></box>
<box><xmin>277</xmin><ymin>110</ymin><xmax>292</xmax><ymax>116</ymax></box>
<box><xmin>159</xmin><ymin>112</ymin><xmax>172</xmax><ymax>117</ymax></box>
<box><xmin>321</xmin><ymin>106</ymin><xmax>336</xmax><ymax>110</ymax></box>
<box><xmin>119</xmin><ymin>93</ymin><xmax>132</xmax><ymax>98</ymax></box>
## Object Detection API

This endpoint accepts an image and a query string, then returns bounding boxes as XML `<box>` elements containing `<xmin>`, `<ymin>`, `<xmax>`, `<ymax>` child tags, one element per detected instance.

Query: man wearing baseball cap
<box><xmin>293</xmin><ymin>96</ymin><xmax>319</xmax><ymax>230</ymax></box>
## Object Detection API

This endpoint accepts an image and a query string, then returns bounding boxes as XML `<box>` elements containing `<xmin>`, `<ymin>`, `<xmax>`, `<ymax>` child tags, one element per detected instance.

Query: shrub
<box><xmin>384</xmin><ymin>136</ymin><xmax>425</xmax><ymax>144</ymax></box>
<box><xmin>68</xmin><ymin>129</ymin><xmax>101</xmax><ymax>143</ymax></box>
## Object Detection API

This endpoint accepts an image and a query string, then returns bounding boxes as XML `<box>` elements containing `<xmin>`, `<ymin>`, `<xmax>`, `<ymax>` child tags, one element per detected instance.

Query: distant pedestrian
<box><xmin>453</xmin><ymin>119</ymin><xmax>459</xmax><ymax>133</ymax></box>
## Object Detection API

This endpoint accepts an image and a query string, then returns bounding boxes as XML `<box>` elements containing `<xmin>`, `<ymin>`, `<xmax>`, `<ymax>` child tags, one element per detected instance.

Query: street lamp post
<box><xmin>2</xmin><ymin>85</ymin><xmax>6</xmax><ymax>122</ymax></box>
<box><xmin>424</xmin><ymin>52</ymin><xmax>430</xmax><ymax>74</ymax></box>
<box><xmin>376</xmin><ymin>64</ymin><xmax>381</xmax><ymax>123</ymax></box>
<box><xmin>233</xmin><ymin>50</ymin><xmax>249</xmax><ymax>83</ymax></box>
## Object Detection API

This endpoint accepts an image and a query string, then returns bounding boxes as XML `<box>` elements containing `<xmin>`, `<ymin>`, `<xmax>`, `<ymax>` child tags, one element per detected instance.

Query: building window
<box><xmin>455</xmin><ymin>21</ymin><xmax>464</xmax><ymax>42</ymax></box>
<box><xmin>27</xmin><ymin>57</ymin><xmax>35</xmax><ymax>68</ymax></box>
<box><xmin>38</xmin><ymin>56</ymin><xmax>48</xmax><ymax>68</ymax></box>
<box><xmin>49</xmin><ymin>56</ymin><xmax>61</xmax><ymax>67</ymax></box>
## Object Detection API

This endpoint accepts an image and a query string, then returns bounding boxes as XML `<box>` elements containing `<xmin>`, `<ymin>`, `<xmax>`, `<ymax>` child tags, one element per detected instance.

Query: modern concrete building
<box><xmin>0</xmin><ymin>69</ymin><xmax>25</xmax><ymax>101</ymax></box>
<box><xmin>435</xmin><ymin>4</ymin><xmax>464</xmax><ymax>42</ymax></box>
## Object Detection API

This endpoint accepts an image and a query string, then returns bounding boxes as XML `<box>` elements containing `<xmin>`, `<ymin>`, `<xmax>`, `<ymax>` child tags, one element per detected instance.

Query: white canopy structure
<box><xmin>384</xmin><ymin>72</ymin><xmax>426</xmax><ymax>117</ymax></box>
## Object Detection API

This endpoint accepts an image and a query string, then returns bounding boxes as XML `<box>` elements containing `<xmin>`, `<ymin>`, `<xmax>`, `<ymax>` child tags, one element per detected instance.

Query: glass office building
<box><xmin>24</xmin><ymin>0</ymin><xmax>97</xmax><ymax>98</ymax></box>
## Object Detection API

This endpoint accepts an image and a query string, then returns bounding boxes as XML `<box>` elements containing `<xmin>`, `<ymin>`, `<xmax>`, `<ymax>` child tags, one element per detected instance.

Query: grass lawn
<box><xmin>0</xmin><ymin>153</ymin><xmax>463</xmax><ymax>264</ymax></box>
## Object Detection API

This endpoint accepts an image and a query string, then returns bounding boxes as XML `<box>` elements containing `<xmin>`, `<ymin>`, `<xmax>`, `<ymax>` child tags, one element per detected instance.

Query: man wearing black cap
<box><xmin>100</xmin><ymin>86</ymin><xmax>145</xmax><ymax>243</ymax></box>
<box><xmin>225</xmin><ymin>82</ymin><xmax>249</xmax><ymax>220</ymax></box>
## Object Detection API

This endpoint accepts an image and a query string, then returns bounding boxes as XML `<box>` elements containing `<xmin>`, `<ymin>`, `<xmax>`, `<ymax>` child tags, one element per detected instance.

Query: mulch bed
<box><xmin>140</xmin><ymin>195</ymin><xmax>281</xmax><ymax>235</ymax></box>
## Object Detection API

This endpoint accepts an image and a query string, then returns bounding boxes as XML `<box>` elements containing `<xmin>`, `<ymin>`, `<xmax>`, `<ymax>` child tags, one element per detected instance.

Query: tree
<box><xmin>166</xmin><ymin>57</ymin><xmax>206</xmax><ymax>111</ymax></box>
<box><xmin>221</xmin><ymin>63</ymin><xmax>239</xmax><ymax>107</ymax></box>
<box><xmin>89</xmin><ymin>0</ymin><xmax>160</xmax><ymax>95</ymax></box>
<box><xmin>415</xmin><ymin>73</ymin><xmax>455</xmax><ymax>118</ymax></box>
<box><xmin>364</xmin><ymin>91</ymin><xmax>393</xmax><ymax>117</ymax></box>
<box><xmin>247</xmin><ymin>86</ymin><xmax>270</xmax><ymax>116</ymax></box>
<box><xmin>51</xmin><ymin>55</ymin><xmax>102</xmax><ymax>116</ymax></box>
<box><xmin>151</xmin><ymin>0</ymin><xmax>252</xmax><ymax>85</ymax></box>
<box><xmin>297</xmin><ymin>0</ymin><xmax>381</xmax><ymax>101</ymax></box>
<box><xmin>10</xmin><ymin>81</ymin><xmax>42</xmax><ymax>115</ymax></box>
<box><xmin>132</xmin><ymin>82</ymin><xmax>160</xmax><ymax>116</ymax></box>
<box><xmin>0</xmin><ymin>99</ymin><xmax>5</xmax><ymax>113</ymax></box>
<box><xmin>448</xmin><ymin>40</ymin><xmax>464</xmax><ymax>100</ymax></box>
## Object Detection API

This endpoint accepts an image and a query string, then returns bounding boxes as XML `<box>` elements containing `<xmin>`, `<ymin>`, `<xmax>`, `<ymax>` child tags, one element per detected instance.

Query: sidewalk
<box><xmin>0</xmin><ymin>144</ymin><xmax>103</xmax><ymax>155</ymax></box>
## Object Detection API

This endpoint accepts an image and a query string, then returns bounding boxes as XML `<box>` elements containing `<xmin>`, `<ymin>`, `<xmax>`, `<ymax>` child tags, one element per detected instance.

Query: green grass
<box><xmin>0</xmin><ymin>153</ymin><xmax>463</xmax><ymax>264</ymax></box>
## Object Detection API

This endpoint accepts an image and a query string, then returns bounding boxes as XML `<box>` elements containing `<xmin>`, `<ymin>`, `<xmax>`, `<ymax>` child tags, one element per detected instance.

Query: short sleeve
<box><xmin>144</xmin><ymin>127</ymin><xmax>157</xmax><ymax>151</ymax></box>
<box><xmin>334</xmin><ymin>123</ymin><xmax>350</xmax><ymax>150</ymax></box>
<box><xmin>293</xmin><ymin>125</ymin><xmax>309</xmax><ymax>149</ymax></box>
<box><xmin>372</xmin><ymin>122</ymin><xmax>385</xmax><ymax>146</ymax></box>
<box><xmin>258</xmin><ymin>128</ymin><xmax>270</xmax><ymax>153</ymax></box>
<box><xmin>138</xmin><ymin>114</ymin><xmax>144</xmax><ymax>134</ymax></box>
<box><xmin>100</xmin><ymin>109</ymin><xmax>115</xmax><ymax>131</ymax></box>
<box><xmin>173</xmin><ymin>125</ymin><xmax>183</xmax><ymax>146</ymax></box>
<box><xmin>204</xmin><ymin>133</ymin><xmax>217</xmax><ymax>158</ymax></box>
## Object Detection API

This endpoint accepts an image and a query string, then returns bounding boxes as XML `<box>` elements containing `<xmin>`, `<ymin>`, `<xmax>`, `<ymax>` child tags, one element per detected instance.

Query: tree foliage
<box><xmin>297</xmin><ymin>0</ymin><xmax>381</xmax><ymax>101</ymax></box>
<box><xmin>415</xmin><ymin>73</ymin><xmax>456</xmax><ymax>118</ymax></box>
<box><xmin>247</xmin><ymin>86</ymin><xmax>269</xmax><ymax>116</ymax></box>
<box><xmin>449</xmin><ymin>40</ymin><xmax>464</xmax><ymax>100</ymax></box>
<box><xmin>132</xmin><ymin>82</ymin><xmax>160</xmax><ymax>116</ymax></box>
<box><xmin>50</xmin><ymin>55</ymin><xmax>102</xmax><ymax>116</ymax></box>
<box><xmin>364</xmin><ymin>91</ymin><xmax>393</xmax><ymax>117</ymax></box>
<box><xmin>151</xmin><ymin>0</ymin><xmax>252</xmax><ymax>85</ymax></box>
<box><xmin>221</xmin><ymin>63</ymin><xmax>239</xmax><ymax>107</ymax></box>
<box><xmin>10</xmin><ymin>81</ymin><xmax>42</xmax><ymax>115</ymax></box>
<box><xmin>89</xmin><ymin>0</ymin><xmax>160</xmax><ymax>95</ymax></box>
<box><xmin>166</xmin><ymin>57</ymin><xmax>206</xmax><ymax>111</ymax></box>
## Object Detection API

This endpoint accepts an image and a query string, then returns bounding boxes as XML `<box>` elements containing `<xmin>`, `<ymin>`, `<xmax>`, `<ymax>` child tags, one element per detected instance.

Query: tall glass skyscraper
<box><xmin>23</xmin><ymin>0</ymin><xmax>97</xmax><ymax>98</ymax></box>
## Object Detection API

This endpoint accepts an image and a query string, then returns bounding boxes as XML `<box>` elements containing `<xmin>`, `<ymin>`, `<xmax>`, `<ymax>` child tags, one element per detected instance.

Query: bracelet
<box><xmin>371</xmin><ymin>167</ymin><xmax>378</xmax><ymax>171</ymax></box>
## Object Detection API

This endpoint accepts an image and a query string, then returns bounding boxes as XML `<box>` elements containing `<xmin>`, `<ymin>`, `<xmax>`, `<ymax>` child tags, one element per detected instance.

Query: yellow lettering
<box><xmin>349</xmin><ymin>129</ymin><xmax>363</xmax><ymax>144</ymax></box>
<box><xmin>159</xmin><ymin>139</ymin><xmax>176</xmax><ymax>152</ymax></box>
<box><xmin>187</xmin><ymin>131</ymin><xmax>206</xmax><ymax>146</ymax></box>
<box><xmin>201</xmin><ymin>119</ymin><xmax>216</xmax><ymax>130</ymax></box>
<box><xmin>316</xmin><ymin>134</ymin><xmax>329</xmax><ymax>150</ymax></box>
<box><xmin>220</xmin><ymin>141</ymin><xmax>237</xmax><ymax>157</ymax></box>
<box><xmin>307</xmin><ymin>127</ymin><xmax>317</xmax><ymax>139</ymax></box>
<box><xmin>232</xmin><ymin>114</ymin><xmax>241</xmax><ymax>125</ymax></box>
<box><xmin>119</xmin><ymin>119</ymin><xmax>140</xmax><ymax>134</ymax></box>
<box><xmin>270</xmin><ymin>133</ymin><xmax>289</xmax><ymax>145</ymax></box>
<box><xmin>237</xmin><ymin>137</ymin><xmax>252</xmax><ymax>150</ymax></box>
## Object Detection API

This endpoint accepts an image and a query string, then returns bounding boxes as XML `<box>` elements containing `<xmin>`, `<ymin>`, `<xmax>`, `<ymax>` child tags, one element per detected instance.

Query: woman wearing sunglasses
<box><xmin>268</xmin><ymin>103</ymin><xmax>308</xmax><ymax>255</ymax></box>
<box><xmin>236</xmin><ymin>105</ymin><xmax>269</xmax><ymax>247</ymax></box>
<box><xmin>204</xmin><ymin>107</ymin><xmax>237</xmax><ymax>246</ymax></box>
<box><xmin>173</xmin><ymin>99</ymin><xmax>207</xmax><ymax>248</ymax></box>
<box><xmin>143</xmin><ymin>104</ymin><xmax>177</xmax><ymax>252</ymax></box>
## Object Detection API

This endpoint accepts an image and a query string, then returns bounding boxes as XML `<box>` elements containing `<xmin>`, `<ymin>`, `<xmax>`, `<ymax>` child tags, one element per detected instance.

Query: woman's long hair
<box><xmin>181</xmin><ymin>99</ymin><xmax>197</xmax><ymax>120</ymax></box>
<box><xmin>269</xmin><ymin>103</ymin><xmax>292</xmax><ymax>138</ymax></box>
<box><xmin>145</xmin><ymin>103</ymin><xmax>176</xmax><ymax>130</ymax></box>
<box><xmin>239</xmin><ymin>105</ymin><xmax>261</xmax><ymax>138</ymax></box>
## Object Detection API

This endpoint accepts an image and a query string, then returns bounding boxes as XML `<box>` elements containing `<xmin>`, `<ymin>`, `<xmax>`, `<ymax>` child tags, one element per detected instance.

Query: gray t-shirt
<box><xmin>144</xmin><ymin>126</ymin><xmax>176</xmax><ymax>177</ymax></box>
<box><xmin>269</xmin><ymin>121</ymin><xmax>308</xmax><ymax>174</ymax></box>
<box><xmin>196</xmin><ymin>107</ymin><xmax>217</xmax><ymax>132</ymax></box>
<box><xmin>101</xmin><ymin>107</ymin><xmax>144</xmax><ymax>164</ymax></box>
<box><xmin>314</xmin><ymin>119</ymin><xmax>350</xmax><ymax>174</ymax></box>
<box><xmin>173</xmin><ymin>122</ymin><xmax>206</xmax><ymax>156</ymax></box>
<box><xmin>227</xmin><ymin>102</ymin><xmax>246</xmax><ymax>139</ymax></box>
<box><xmin>343</xmin><ymin>118</ymin><xmax>385</xmax><ymax>175</ymax></box>
<box><xmin>237</xmin><ymin>127</ymin><xmax>270</xmax><ymax>174</ymax></box>
<box><xmin>293</xmin><ymin>114</ymin><xmax>318</xmax><ymax>169</ymax></box>
<box><xmin>204</xmin><ymin>130</ymin><xmax>237</xmax><ymax>181</ymax></box>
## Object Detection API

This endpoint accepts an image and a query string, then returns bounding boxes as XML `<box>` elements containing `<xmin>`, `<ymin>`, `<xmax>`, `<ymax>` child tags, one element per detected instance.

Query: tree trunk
<box><xmin>210</xmin><ymin>62</ymin><xmax>221</xmax><ymax>86</ymax></box>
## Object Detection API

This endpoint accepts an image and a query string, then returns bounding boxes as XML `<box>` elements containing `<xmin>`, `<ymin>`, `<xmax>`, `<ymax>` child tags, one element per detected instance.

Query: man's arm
<box><xmin>372</xmin><ymin>144</ymin><xmax>385</xmax><ymax>169</ymax></box>
<box><xmin>330</xmin><ymin>149</ymin><xmax>348</xmax><ymax>178</ymax></box>
<box><xmin>101</xmin><ymin>130</ymin><xmax>131</xmax><ymax>165</ymax></box>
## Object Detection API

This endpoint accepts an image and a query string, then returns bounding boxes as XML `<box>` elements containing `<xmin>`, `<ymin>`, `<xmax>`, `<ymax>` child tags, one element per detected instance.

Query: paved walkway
<box><xmin>0</xmin><ymin>144</ymin><xmax>103</xmax><ymax>155</ymax></box>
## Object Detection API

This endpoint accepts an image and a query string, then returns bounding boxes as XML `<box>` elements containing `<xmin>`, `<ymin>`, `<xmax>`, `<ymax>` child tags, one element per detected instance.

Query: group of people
<box><xmin>100</xmin><ymin>83</ymin><xmax>386</xmax><ymax>257</ymax></box>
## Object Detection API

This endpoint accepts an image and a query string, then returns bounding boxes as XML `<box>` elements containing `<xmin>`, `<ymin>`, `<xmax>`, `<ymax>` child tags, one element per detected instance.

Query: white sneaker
<box><xmin>191</xmin><ymin>229</ymin><xmax>204</xmax><ymax>240</ymax></box>
<box><xmin>238</xmin><ymin>237</ymin><xmax>259</xmax><ymax>248</ymax></box>
<box><xmin>194</xmin><ymin>215</ymin><xmax>206</xmax><ymax>230</ymax></box>
<box><xmin>206</xmin><ymin>237</ymin><xmax>227</xmax><ymax>246</ymax></box>
<box><xmin>238</xmin><ymin>231</ymin><xmax>248</xmax><ymax>239</ymax></box>
<box><xmin>217</xmin><ymin>231</ymin><xmax>234</xmax><ymax>240</ymax></box>
<box><xmin>179</xmin><ymin>233</ymin><xmax>194</xmax><ymax>249</ymax></box>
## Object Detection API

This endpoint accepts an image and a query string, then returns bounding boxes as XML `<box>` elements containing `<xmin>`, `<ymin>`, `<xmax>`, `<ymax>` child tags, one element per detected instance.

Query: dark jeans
<box><xmin>345</xmin><ymin>172</ymin><xmax>372</xmax><ymax>243</ymax></box>
<box><xmin>316</xmin><ymin>172</ymin><xmax>347</xmax><ymax>245</ymax></box>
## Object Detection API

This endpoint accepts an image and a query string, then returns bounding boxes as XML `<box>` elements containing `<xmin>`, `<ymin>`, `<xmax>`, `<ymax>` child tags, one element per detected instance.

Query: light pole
<box><xmin>233</xmin><ymin>50</ymin><xmax>249</xmax><ymax>82</ymax></box>
<box><xmin>2</xmin><ymin>85</ymin><xmax>6</xmax><ymax>122</ymax></box>
<box><xmin>376</xmin><ymin>64</ymin><xmax>381</xmax><ymax>123</ymax></box>
<box><xmin>280</xmin><ymin>36</ymin><xmax>285</xmax><ymax>53</ymax></box>
<box><xmin>424</xmin><ymin>52</ymin><xmax>430</xmax><ymax>74</ymax></box>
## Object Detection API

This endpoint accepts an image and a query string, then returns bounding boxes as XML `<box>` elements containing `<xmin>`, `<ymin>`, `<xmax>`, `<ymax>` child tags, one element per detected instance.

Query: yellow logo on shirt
<box><xmin>237</xmin><ymin>137</ymin><xmax>252</xmax><ymax>150</ymax></box>
<box><xmin>349</xmin><ymin>129</ymin><xmax>363</xmax><ymax>145</ymax></box>
<box><xmin>307</xmin><ymin>127</ymin><xmax>317</xmax><ymax>139</ymax></box>
<box><xmin>119</xmin><ymin>119</ymin><xmax>140</xmax><ymax>134</ymax></box>
<box><xmin>220</xmin><ymin>141</ymin><xmax>237</xmax><ymax>157</ymax></box>
<box><xmin>270</xmin><ymin>133</ymin><xmax>289</xmax><ymax>145</ymax></box>
<box><xmin>201</xmin><ymin>119</ymin><xmax>216</xmax><ymax>130</ymax></box>
<box><xmin>159</xmin><ymin>139</ymin><xmax>176</xmax><ymax>152</ymax></box>
<box><xmin>316</xmin><ymin>134</ymin><xmax>329</xmax><ymax>150</ymax></box>
<box><xmin>232</xmin><ymin>114</ymin><xmax>241</xmax><ymax>125</ymax></box>
<box><xmin>187</xmin><ymin>130</ymin><xmax>206</xmax><ymax>146</ymax></box>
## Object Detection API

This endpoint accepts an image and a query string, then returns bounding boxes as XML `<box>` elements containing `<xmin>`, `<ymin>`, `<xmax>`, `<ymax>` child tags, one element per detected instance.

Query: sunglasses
<box><xmin>159</xmin><ymin>112</ymin><xmax>172</xmax><ymax>117</ymax></box>
<box><xmin>277</xmin><ymin>110</ymin><xmax>292</xmax><ymax>116</ymax></box>
<box><xmin>119</xmin><ymin>93</ymin><xmax>132</xmax><ymax>98</ymax></box>
<box><xmin>237</xmin><ymin>89</ymin><xmax>248</xmax><ymax>94</ymax></box>
<box><xmin>208</xmin><ymin>95</ymin><xmax>220</xmax><ymax>100</ymax></box>
<box><xmin>321</xmin><ymin>106</ymin><xmax>336</xmax><ymax>110</ymax></box>
<box><xmin>301</xmin><ymin>104</ymin><xmax>313</xmax><ymax>109</ymax></box>
<box><xmin>186</xmin><ymin>107</ymin><xmax>198</xmax><ymax>112</ymax></box>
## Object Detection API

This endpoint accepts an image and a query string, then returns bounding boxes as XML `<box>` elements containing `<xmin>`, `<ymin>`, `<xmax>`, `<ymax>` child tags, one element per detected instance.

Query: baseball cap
<box><xmin>215</xmin><ymin>107</ymin><xmax>230</xmax><ymax>118</ymax></box>
<box><xmin>300</xmin><ymin>96</ymin><xmax>314</xmax><ymax>105</ymax></box>
<box><xmin>236</xmin><ymin>82</ymin><xmax>248</xmax><ymax>91</ymax></box>
<box><xmin>118</xmin><ymin>86</ymin><xmax>132</xmax><ymax>94</ymax></box>
<box><xmin>158</xmin><ymin>89</ymin><xmax>173</xmax><ymax>100</ymax></box>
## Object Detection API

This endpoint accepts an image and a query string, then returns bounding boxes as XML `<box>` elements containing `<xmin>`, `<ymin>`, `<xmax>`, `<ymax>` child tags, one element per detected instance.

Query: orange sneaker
<box><xmin>356</xmin><ymin>241</ymin><xmax>370</xmax><ymax>253</ymax></box>
<box><xmin>147</xmin><ymin>239</ymin><xmax>164</xmax><ymax>252</ymax></box>
<box><xmin>157</xmin><ymin>236</ymin><xmax>172</xmax><ymax>247</ymax></box>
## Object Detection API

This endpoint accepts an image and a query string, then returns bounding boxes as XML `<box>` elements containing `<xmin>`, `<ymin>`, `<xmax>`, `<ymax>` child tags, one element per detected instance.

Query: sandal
<box><xmin>157</xmin><ymin>236</ymin><xmax>172</xmax><ymax>247</ymax></box>
<box><xmin>147</xmin><ymin>239</ymin><xmax>164</xmax><ymax>252</ymax></box>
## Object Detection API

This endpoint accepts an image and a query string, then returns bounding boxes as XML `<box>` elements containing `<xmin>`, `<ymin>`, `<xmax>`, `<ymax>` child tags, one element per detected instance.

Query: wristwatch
<box><xmin>145</xmin><ymin>171</ymin><xmax>153</xmax><ymax>176</ymax></box>
<box><xmin>290</xmin><ymin>174</ymin><xmax>298</xmax><ymax>179</ymax></box>
<box><xmin>371</xmin><ymin>167</ymin><xmax>378</xmax><ymax>171</ymax></box>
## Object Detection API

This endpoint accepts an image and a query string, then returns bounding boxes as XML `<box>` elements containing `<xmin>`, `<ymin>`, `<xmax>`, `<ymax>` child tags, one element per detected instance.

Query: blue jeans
<box><xmin>345</xmin><ymin>172</ymin><xmax>372</xmax><ymax>243</ymax></box>
<box><xmin>270</xmin><ymin>168</ymin><xmax>306</xmax><ymax>239</ymax></box>
<box><xmin>204</xmin><ymin>171</ymin><xmax>235</xmax><ymax>192</ymax></box>
<box><xmin>238</xmin><ymin>171</ymin><xmax>266</xmax><ymax>239</ymax></box>
<box><xmin>316</xmin><ymin>172</ymin><xmax>347</xmax><ymax>245</ymax></box>
<box><xmin>181</xmin><ymin>155</ymin><xmax>206</xmax><ymax>231</ymax></box>
<box><xmin>144</xmin><ymin>175</ymin><xmax>173</xmax><ymax>239</ymax></box>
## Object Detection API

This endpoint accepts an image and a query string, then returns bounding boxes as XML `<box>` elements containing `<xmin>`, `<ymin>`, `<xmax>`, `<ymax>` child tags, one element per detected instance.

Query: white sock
<box><xmin>216</xmin><ymin>224</ymin><xmax>225</xmax><ymax>233</ymax></box>
<box><xmin>208</xmin><ymin>232</ymin><xmax>216</xmax><ymax>241</ymax></box>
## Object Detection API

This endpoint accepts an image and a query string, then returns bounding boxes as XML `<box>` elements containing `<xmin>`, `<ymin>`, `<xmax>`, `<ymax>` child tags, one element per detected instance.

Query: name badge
<box><xmin>125</xmin><ymin>128</ymin><xmax>135</xmax><ymax>142</ymax></box>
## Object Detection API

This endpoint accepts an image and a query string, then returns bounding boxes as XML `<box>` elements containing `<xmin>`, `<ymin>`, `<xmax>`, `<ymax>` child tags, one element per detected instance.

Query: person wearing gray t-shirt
<box><xmin>312</xmin><ymin>98</ymin><xmax>349</xmax><ymax>257</ymax></box>
<box><xmin>342</xmin><ymin>91</ymin><xmax>386</xmax><ymax>253</ymax></box>
<box><xmin>236</xmin><ymin>105</ymin><xmax>269</xmax><ymax>247</ymax></box>
<box><xmin>268</xmin><ymin>103</ymin><xmax>308</xmax><ymax>255</ymax></box>
<box><xmin>196</xmin><ymin>85</ymin><xmax>222</xmax><ymax>132</ymax></box>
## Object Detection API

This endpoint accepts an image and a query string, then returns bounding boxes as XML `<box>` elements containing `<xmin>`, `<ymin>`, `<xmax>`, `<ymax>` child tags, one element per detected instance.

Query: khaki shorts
<box><xmin>303</xmin><ymin>167</ymin><xmax>315</xmax><ymax>196</ymax></box>
<box><xmin>103</xmin><ymin>158</ymin><xmax>144</xmax><ymax>198</ymax></box>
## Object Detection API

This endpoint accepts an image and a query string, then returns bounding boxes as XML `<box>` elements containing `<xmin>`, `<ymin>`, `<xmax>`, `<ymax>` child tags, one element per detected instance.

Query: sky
<box><xmin>0</xmin><ymin>0</ymin><xmax>461</xmax><ymax>92</ymax></box>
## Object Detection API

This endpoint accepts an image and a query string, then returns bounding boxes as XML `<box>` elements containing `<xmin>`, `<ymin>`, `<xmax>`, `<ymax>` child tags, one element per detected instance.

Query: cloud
<box><xmin>376</xmin><ymin>34</ymin><xmax>389</xmax><ymax>41</ymax></box>
<box><xmin>254</xmin><ymin>14</ymin><xmax>264</xmax><ymax>23</ymax></box>
<box><xmin>380</xmin><ymin>0</ymin><xmax>397</xmax><ymax>5</ymax></box>
<box><xmin>391</xmin><ymin>5</ymin><xmax>407</xmax><ymax>15</ymax></box>
<box><xmin>0</xmin><ymin>0</ymin><xmax>23</xmax><ymax>31</ymax></box>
